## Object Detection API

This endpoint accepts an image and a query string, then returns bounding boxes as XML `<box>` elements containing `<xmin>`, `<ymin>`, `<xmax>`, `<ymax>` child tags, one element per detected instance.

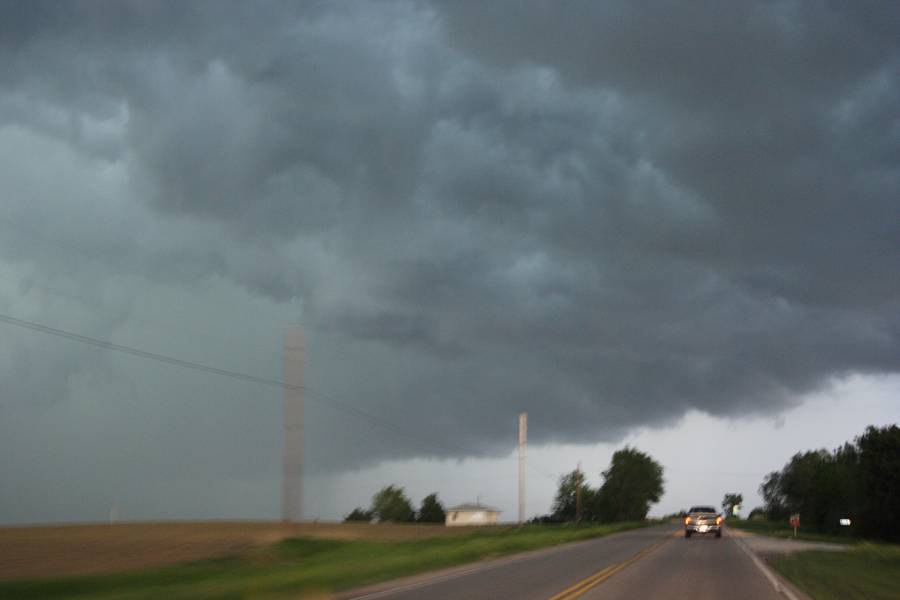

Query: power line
<box><xmin>1</xmin><ymin>311</ymin><xmax>705</xmax><ymax>491</ymax></box>
<box><xmin>528</xmin><ymin>461</ymin><xmax>561</xmax><ymax>482</ymax></box>
<box><xmin>12</xmin><ymin>278</ymin><xmax>278</xmax><ymax>357</ymax></box>
<box><xmin>0</xmin><ymin>216</ymin><xmax>508</xmax><ymax>459</ymax></box>
<box><xmin>0</xmin><ymin>313</ymin><xmax>296</xmax><ymax>390</ymax></box>
<box><xmin>0</xmin><ymin>311</ymin><xmax>479</xmax><ymax>457</ymax></box>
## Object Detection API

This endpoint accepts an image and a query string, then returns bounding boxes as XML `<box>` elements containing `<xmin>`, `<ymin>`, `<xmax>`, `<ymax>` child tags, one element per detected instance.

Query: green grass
<box><xmin>730</xmin><ymin>520</ymin><xmax>900</xmax><ymax>599</ymax></box>
<box><xmin>727</xmin><ymin>518</ymin><xmax>858</xmax><ymax>545</ymax></box>
<box><xmin>770</xmin><ymin>544</ymin><xmax>900</xmax><ymax>600</ymax></box>
<box><xmin>0</xmin><ymin>522</ymin><xmax>650</xmax><ymax>599</ymax></box>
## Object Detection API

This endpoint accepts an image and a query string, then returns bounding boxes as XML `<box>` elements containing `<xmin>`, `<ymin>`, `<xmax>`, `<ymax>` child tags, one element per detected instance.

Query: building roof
<box><xmin>447</xmin><ymin>502</ymin><xmax>501</xmax><ymax>513</ymax></box>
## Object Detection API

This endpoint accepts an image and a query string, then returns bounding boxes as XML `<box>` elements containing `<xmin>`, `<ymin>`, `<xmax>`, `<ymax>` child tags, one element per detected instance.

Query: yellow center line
<box><xmin>548</xmin><ymin>529</ymin><xmax>679</xmax><ymax>600</ymax></box>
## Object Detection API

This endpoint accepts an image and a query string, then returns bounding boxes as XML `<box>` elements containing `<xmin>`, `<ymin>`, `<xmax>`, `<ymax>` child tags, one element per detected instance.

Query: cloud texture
<box><xmin>0</xmin><ymin>0</ymin><xmax>898</xmax><ymax>519</ymax></box>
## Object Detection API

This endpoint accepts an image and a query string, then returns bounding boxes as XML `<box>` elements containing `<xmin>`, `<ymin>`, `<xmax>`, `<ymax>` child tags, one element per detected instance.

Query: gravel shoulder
<box><xmin>727</xmin><ymin>526</ymin><xmax>848</xmax><ymax>557</ymax></box>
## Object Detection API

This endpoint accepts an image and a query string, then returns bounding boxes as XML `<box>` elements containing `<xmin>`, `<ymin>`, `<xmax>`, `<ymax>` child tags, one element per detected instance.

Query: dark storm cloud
<box><xmin>0</xmin><ymin>0</ymin><xmax>898</xmax><ymax>489</ymax></box>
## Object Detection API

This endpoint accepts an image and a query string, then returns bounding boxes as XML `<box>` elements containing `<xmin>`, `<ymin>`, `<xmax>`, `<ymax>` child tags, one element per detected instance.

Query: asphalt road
<box><xmin>343</xmin><ymin>524</ymin><xmax>801</xmax><ymax>600</ymax></box>
<box><xmin>579</xmin><ymin>528</ymin><xmax>792</xmax><ymax>600</ymax></box>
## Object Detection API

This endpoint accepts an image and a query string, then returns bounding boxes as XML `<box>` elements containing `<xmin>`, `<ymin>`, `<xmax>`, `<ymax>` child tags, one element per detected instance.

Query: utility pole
<box><xmin>283</xmin><ymin>326</ymin><xmax>305</xmax><ymax>522</ymax></box>
<box><xmin>518</xmin><ymin>412</ymin><xmax>527</xmax><ymax>524</ymax></box>
<box><xmin>576</xmin><ymin>462</ymin><xmax>582</xmax><ymax>523</ymax></box>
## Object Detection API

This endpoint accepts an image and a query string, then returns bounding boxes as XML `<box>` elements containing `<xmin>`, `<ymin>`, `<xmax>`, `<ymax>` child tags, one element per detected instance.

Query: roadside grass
<box><xmin>727</xmin><ymin>518</ymin><xmax>858</xmax><ymax>545</ymax></box>
<box><xmin>0</xmin><ymin>521</ymin><xmax>650</xmax><ymax>599</ymax></box>
<box><xmin>770</xmin><ymin>543</ymin><xmax>900</xmax><ymax>600</ymax></box>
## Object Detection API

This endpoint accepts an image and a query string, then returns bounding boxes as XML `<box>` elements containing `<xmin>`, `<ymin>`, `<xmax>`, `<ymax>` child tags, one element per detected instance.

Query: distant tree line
<box><xmin>758</xmin><ymin>424</ymin><xmax>900</xmax><ymax>542</ymax></box>
<box><xmin>534</xmin><ymin>447</ymin><xmax>664</xmax><ymax>523</ymax></box>
<box><xmin>344</xmin><ymin>485</ymin><xmax>447</xmax><ymax>524</ymax></box>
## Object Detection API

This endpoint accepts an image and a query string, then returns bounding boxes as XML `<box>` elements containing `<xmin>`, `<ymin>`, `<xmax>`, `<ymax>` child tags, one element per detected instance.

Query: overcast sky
<box><xmin>1</xmin><ymin>1</ymin><xmax>898</xmax><ymax>524</ymax></box>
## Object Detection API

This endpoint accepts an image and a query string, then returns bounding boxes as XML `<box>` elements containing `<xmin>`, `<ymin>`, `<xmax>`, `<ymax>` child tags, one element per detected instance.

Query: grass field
<box><xmin>727</xmin><ymin>519</ymin><xmax>900</xmax><ymax>599</ymax></box>
<box><xmin>727</xmin><ymin>518</ymin><xmax>858</xmax><ymax>545</ymax></box>
<box><xmin>0</xmin><ymin>521</ymin><xmax>649</xmax><ymax>599</ymax></box>
<box><xmin>770</xmin><ymin>544</ymin><xmax>900</xmax><ymax>600</ymax></box>
<box><xmin>0</xmin><ymin>521</ymin><xmax>482</xmax><ymax>581</ymax></box>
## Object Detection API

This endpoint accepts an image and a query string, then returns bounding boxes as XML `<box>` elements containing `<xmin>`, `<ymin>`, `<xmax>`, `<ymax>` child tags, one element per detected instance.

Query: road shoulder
<box><xmin>727</xmin><ymin>528</ymin><xmax>837</xmax><ymax>600</ymax></box>
<box><xmin>727</xmin><ymin>527</ymin><xmax>847</xmax><ymax>556</ymax></box>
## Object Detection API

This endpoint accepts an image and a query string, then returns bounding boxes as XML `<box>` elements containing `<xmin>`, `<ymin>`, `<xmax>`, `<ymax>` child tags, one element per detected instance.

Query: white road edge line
<box><xmin>728</xmin><ymin>531</ymin><xmax>800</xmax><ymax>600</ymax></box>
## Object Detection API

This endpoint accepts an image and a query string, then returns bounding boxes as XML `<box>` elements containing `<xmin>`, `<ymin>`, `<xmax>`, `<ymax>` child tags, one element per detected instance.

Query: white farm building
<box><xmin>445</xmin><ymin>502</ymin><xmax>501</xmax><ymax>526</ymax></box>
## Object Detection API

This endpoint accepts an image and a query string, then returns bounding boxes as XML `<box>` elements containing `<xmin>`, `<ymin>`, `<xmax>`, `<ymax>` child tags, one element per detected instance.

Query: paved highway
<box><xmin>342</xmin><ymin>524</ymin><xmax>804</xmax><ymax>600</ymax></box>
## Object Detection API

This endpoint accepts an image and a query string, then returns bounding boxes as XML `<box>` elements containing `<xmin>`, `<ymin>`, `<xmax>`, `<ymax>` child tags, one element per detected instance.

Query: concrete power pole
<box><xmin>576</xmin><ymin>462</ymin><xmax>582</xmax><ymax>523</ymax></box>
<box><xmin>283</xmin><ymin>326</ymin><xmax>305</xmax><ymax>522</ymax></box>
<box><xmin>518</xmin><ymin>412</ymin><xmax>527</xmax><ymax>524</ymax></box>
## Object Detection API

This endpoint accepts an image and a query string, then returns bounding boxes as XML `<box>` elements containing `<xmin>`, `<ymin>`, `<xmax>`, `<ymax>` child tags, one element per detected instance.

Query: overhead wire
<box><xmin>0</xmin><ymin>213</ymin><xmax>416</xmax><ymax>395</ymax></box>
<box><xmin>0</xmin><ymin>311</ymin><xmax>495</xmax><ymax>459</ymax></box>
<box><xmin>2</xmin><ymin>217</ymin><xmax>574</xmax><ymax>498</ymax></box>
<box><xmin>10</xmin><ymin>278</ymin><xmax>278</xmax><ymax>358</ymax></box>
<box><xmin>527</xmin><ymin>460</ymin><xmax>562</xmax><ymax>482</ymax></box>
<box><xmin>0</xmin><ymin>312</ymin><xmax>296</xmax><ymax>391</ymax></box>
<box><xmin>0</xmin><ymin>310</ymin><xmax>678</xmax><ymax>495</ymax></box>
<box><xmin>0</xmin><ymin>215</ymin><xmax>540</xmax><ymax>464</ymax></box>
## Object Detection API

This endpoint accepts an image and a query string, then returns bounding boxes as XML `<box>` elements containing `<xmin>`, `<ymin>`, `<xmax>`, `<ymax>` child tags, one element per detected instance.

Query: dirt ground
<box><xmin>0</xmin><ymin>521</ymin><xmax>480</xmax><ymax>581</ymax></box>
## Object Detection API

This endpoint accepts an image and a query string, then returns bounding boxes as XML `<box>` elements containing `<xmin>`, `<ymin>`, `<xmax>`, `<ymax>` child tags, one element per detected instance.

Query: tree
<box><xmin>344</xmin><ymin>507</ymin><xmax>373</xmax><ymax>522</ymax></box>
<box><xmin>759</xmin><ymin>471</ymin><xmax>788</xmax><ymax>520</ymax></box>
<box><xmin>762</xmin><ymin>443</ymin><xmax>860</xmax><ymax>533</ymax></box>
<box><xmin>722</xmin><ymin>493</ymin><xmax>743</xmax><ymax>517</ymax></box>
<box><xmin>417</xmin><ymin>493</ymin><xmax>447</xmax><ymax>523</ymax></box>
<box><xmin>595</xmin><ymin>447</ymin><xmax>664</xmax><ymax>522</ymax></box>
<box><xmin>826</xmin><ymin>442</ymin><xmax>862</xmax><ymax>534</ymax></box>
<box><xmin>552</xmin><ymin>469</ymin><xmax>589</xmax><ymax>522</ymax></box>
<box><xmin>755</xmin><ymin>424</ymin><xmax>899</xmax><ymax>541</ymax></box>
<box><xmin>528</xmin><ymin>514</ymin><xmax>562</xmax><ymax>524</ymax></box>
<box><xmin>747</xmin><ymin>507</ymin><xmax>766</xmax><ymax>520</ymax></box>
<box><xmin>856</xmin><ymin>424</ymin><xmax>900</xmax><ymax>541</ymax></box>
<box><xmin>371</xmin><ymin>485</ymin><xmax>416</xmax><ymax>523</ymax></box>
<box><xmin>778</xmin><ymin>449</ymin><xmax>848</xmax><ymax>532</ymax></box>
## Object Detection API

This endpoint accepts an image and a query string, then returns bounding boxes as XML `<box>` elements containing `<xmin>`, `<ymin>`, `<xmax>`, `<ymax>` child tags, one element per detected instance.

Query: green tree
<box><xmin>778</xmin><ymin>449</ymin><xmax>850</xmax><ymax>532</ymax></box>
<box><xmin>756</xmin><ymin>424</ymin><xmax>898</xmax><ymax>540</ymax></box>
<box><xmin>552</xmin><ymin>469</ymin><xmax>589</xmax><ymax>522</ymax></box>
<box><xmin>856</xmin><ymin>424</ymin><xmax>900</xmax><ymax>541</ymax></box>
<box><xmin>595</xmin><ymin>447</ymin><xmax>664</xmax><ymax>522</ymax></box>
<box><xmin>417</xmin><ymin>493</ymin><xmax>447</xmax><ymax>523</ymax></box>
<box><xmin>747</xmin><ymin>507</ymin><xmax>766</xmax><ymax>520</ymax></box>
<box><xmin>827</xmin><ymin>442</ymin><xmax>862</xmax><ymax>533</ymax></box>
<box><xmin>722</xmin><ymin>493</ymin><xmax>743</xmax><ymax>517</ymax></box>
<box><xmin>344</xmin><ymin>507</ymin><xmax>373</xmax><ymax>522</ymax></box>
<box><xmin>371</xmin><ymin>485</ymin><xmax>416</xmax><ymax>523</ymax></box>
<box><xmin>763</xmin><ymin>444</ymin><xmax>859</xmax><ymax>533</ymax></box>
<box><xmin>759</xmin><ymin>471</ymin><xmax>788</xmax><ymax>520</ymax></box>
<box><xmin>778</xmin><ymin>450</ymin><xmax>825</xmax><ymax>528</ymax></box>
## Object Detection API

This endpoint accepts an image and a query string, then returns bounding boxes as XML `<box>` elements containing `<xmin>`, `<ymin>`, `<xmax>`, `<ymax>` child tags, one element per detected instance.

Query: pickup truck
<box><xmin>684</xmin><ymin>506</ymin><xmax>723</xmax><ymax>538</ymax></box>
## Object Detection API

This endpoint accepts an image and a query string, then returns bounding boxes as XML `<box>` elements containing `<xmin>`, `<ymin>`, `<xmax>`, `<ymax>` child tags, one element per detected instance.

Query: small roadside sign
<box><xmin>790</xmin><ymin>513</ymin><xmax>800</xmax><ymax>538</ymax></box>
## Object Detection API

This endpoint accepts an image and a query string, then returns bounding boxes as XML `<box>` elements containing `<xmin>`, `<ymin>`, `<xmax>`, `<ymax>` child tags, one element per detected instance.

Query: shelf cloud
<box><xmin>0</xmin><ymin>1</ymin><xmax>897</xmax><ymax>519</ymax></box>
